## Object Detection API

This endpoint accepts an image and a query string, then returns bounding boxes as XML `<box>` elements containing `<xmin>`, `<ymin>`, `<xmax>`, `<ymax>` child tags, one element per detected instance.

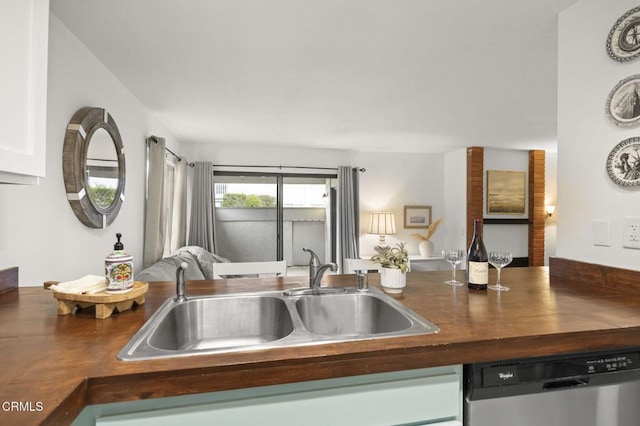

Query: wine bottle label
<box><xmin>468</xmin><ymin>261</ymin><xmax>488</xmax><ymax>284</ymax></box>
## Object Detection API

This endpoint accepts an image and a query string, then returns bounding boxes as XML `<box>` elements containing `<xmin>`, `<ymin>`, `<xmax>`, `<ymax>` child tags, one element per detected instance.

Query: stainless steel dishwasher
<box><xmin>464</xmin><ymin>347</ymin><xmax>640</xmax><ymax>426</ymax></box>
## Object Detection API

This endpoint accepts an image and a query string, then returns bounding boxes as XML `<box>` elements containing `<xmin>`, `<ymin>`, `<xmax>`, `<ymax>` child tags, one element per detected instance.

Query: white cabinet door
<box><xmin>0</xmin><ymin>0</ymin><xmax>48</xmax><ymax>185</ymax></box>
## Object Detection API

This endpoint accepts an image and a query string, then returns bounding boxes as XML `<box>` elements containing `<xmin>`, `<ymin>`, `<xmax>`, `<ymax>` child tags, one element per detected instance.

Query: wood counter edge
<box><xmin>550</xmin><ymin>257</ymin><xmax>640</xmax><ymax>293</ymax></box>
<box><xmin>44</xmin><ymin>325</ymin><xmax>640</xmax><ymax>424</ymax></box>
<box><xmin>44</xmin><ymin>381</ymin><xmax>87</xmax><ymax>426</ymax></box>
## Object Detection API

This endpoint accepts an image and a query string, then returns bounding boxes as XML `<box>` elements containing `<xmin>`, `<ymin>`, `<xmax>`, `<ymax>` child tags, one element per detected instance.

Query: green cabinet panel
<box><xmin>75</xmin><ymin>365</ymin><xmax>462</xmax><ymax>425</ymax></box>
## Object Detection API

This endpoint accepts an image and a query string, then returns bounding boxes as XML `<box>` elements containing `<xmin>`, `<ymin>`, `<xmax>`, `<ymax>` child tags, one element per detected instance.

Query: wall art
<box><xmin>606</xmin><ymin>137</ymin><xmax>640</xmax><ymax>187</ymax></box>
<box><xmin>607</xmin><ymin>6</ymin><xmax>640</xmax><ymax>62</ymax></box>
<box><xmin>486</xmin><ymin>170</ymin><xmax>526</xmax><ymax>215</ymax></box>
<box><xmin>606</xmin><ymin>74</ymin><xmax>640</xmax><ymax>127</ymax></box>
<box><xmin>403</xmin><ymin>205</ymin><xmax>432</xmax><ymax>229</ymax></box>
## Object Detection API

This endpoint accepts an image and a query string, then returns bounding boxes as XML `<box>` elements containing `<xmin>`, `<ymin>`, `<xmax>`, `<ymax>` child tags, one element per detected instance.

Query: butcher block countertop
<box><xmin>3</xmin><ymin>266</ymin><xmax>640</xmax><ymax>424</ymax></box>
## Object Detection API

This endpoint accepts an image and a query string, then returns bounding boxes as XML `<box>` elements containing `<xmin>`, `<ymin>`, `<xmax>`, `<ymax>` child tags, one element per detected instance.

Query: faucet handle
<box><xmin>303</xmin><ymin>247</ymin><xmax>320</xmax><ymax>262</ymax></box>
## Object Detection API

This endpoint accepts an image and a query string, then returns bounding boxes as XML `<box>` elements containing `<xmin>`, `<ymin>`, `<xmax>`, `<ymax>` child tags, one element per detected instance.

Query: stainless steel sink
<box><xmin>295</xmin><ymin>293</ymin><xmax>413</xmax><ymax>336</ymax></box>
<box><xmin>148</xmin><ymin>296</ymin><xmax>294</xmax><ymax>351</ymax></box>
<box><xmin>118</xmin><ymin>287</ymin><xmax>438</xmax><ymax>361</ymax></box>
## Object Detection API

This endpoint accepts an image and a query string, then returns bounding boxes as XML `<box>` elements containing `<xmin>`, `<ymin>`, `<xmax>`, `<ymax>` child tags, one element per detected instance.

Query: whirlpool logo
<box><xmin>498</xmin><ymin>371</ymin><xmax>514</xmax><ymax>380</ymax></box>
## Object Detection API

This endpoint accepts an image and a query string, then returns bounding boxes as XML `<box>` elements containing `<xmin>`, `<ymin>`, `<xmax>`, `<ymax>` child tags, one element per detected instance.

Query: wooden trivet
<box><xmin>52</xmin><ymin>281</ymin><xmax>148</xmax><ymax>319</ymax></box>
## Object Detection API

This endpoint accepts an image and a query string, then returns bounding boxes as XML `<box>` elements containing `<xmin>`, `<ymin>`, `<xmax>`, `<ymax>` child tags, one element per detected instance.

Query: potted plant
<box><xmin>371</xmin><ymin>242</ymin><xmax>409</xmax><ymax>294</ymax></box>
<box><xmin>412</xmin><ymin>218</ymin><xmax>442</xmax><ymax>258</ymax></box>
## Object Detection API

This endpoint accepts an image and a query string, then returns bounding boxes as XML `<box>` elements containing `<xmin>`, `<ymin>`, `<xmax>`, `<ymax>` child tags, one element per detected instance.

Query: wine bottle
<box><xmin>467</xmin><ymin>218</ymin><xmax>488</xmax><ymax>290</ymax></box>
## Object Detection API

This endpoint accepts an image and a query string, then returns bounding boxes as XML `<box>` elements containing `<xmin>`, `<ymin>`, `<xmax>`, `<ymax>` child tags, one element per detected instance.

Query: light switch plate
<box><xmin>593</xmin><ymin>220</ymin><xmax>610</xmax><ymax>246</ymax></box>
<box><xmin>623</xmin><ymin>217</ymin><xmax>640</xmax><ymax>249</ymax></box>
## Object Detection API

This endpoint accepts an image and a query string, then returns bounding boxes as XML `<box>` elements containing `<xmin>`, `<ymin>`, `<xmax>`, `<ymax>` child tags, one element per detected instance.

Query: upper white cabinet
<box><xmin>0</xmin><ymin>0</ymin><xmax>48</xmax><ymax>185</ymax></box>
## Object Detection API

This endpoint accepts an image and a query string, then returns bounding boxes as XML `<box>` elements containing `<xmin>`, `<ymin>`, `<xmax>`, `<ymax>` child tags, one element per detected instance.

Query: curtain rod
<box><xmin>147</xmin><ymin>135</ymin><xmax>183</xmax><ymax>162</ymax></box>
<box><xmin>187</xmin><ymin>163</ymin><xmax>366</xmax><ymax>172</ymax></box>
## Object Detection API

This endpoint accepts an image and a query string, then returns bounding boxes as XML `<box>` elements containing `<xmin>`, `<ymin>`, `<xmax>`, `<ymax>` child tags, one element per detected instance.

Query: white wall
<box><xmin>444</xmin><ymin>148</ymin><xmax>557</xmax><ymax>264</ymax></box>
<box><xmin>355</xmin><ymin>151</ymin><xmax>445</xmax><ymax>257</ymax></box>
<box><xmin>443</xmin><ymin>149</ymin><xmax>467</xmax><ymax>253</ymax></box>
<box><xmin>0</xmin><ymin>14</ymin><xmax>179</xmax><ymax>286</ymax></box>
<box><xmin>184</xmin><ymin>143</ymin><xmax>446</xmax><ymax>258</ymax></box>
<box><xmin>183</xmin><ymin>141</ymin><xmax>555</xmax><ymax>263</ymax></box>
<box><xmin>186</xmin><ymin>142</ymin><xmax>558</xmax><ymax>262</ymax></box>
<box><xmin>184</xmin><ymin>142</ymin><xmax>347</xmax><ymax>169</ymax></box>
<box><xmin>483</xmin><ymin>148</ymin><xmax>530</xmax><ymax>258</ymax></box>
<box><xmin>442</xmin><ymin>148</ymin><xmax>541</xmax><ymax>260</ymax></box>
<box><xmin>0</xmin><ymin>12</ymin><xmax>564</xmax><ymax>286</ymax></box>
<box><xmin>557</xmin><ymin>0</ymin><xmax>640</xmax><ymax>270</ymax></box>
<box><xmin>545</xmin><ymin>152</ymin><xmax>557</xmax><ymax>264</ymax></box>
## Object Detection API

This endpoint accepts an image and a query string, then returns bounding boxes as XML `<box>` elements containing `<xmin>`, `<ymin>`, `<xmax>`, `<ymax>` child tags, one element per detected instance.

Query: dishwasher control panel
<box><xmin>466</xmin><ymin>348</ymin><xmax>640</xmax><ymax>409</ymax></box>
<box><xmin>478</xmin><ymin>349</ymin><xmax>640</xmax><ymax>388</ymax></box>
<box><xmin>583</xmin><ymin>353</ymin><xmax>639</xmax><ymax>374</ymax></box>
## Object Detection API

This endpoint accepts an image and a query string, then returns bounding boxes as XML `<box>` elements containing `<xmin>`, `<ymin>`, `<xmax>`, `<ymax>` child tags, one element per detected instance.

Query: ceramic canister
<box><xmin>105</xmin><ymin>233</ymin><xmax>134</xmax><ymax>294</ymax></box>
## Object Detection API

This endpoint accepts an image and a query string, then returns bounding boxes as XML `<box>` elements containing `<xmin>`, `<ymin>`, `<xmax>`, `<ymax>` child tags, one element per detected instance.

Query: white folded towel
<box><xmin>49</xmin><ymin>275</ymin><xmax>107</xmax><ymax>295</ymax></box>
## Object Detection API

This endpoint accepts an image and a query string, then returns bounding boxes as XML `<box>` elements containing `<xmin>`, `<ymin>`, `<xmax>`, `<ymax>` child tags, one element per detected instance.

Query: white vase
<box><xmin>380</xmin><ymin>267</ymin><xmax>407</xmax><ymax>294</ymax></box>
<box><xmin>418</xmin><ymin>240</ymin><xmax>434</xmax><ymax>258</ymax></box>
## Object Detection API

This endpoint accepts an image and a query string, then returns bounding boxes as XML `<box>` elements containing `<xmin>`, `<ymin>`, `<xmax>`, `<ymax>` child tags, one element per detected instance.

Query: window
<box><xmin>213</xmin><ymin>173</ymin><xmax>336</xmax><ymax>268</ymax></box>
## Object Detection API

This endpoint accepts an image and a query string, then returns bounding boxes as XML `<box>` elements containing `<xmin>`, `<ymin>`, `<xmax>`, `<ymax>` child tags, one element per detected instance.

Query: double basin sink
<box><xmin>118</xmin><ymin>287</ymin><xmax>439</xmax><ymax>361</ymax></box>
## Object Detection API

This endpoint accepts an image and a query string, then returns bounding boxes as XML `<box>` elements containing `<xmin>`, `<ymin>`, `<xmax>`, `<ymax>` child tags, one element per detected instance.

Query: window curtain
<box><xmin>143</xmin><ymin>137</ymin><xmax>167</xmax><ymax>268</ymax></box>
<box><xmin>188</xmin><ymin>162</ymin><xmax>216</xmax><ymax>253</ymax></box>
<box><xmin>164</xmin><ymin>155</ymin><xmax>188</xmax><ymax>256</ymax></box>
<box><xmin>337</xmin><ymin>166</ymin><xmax>360</xmax><ymax>273</ymax></box>
<box><xmin>143</xmin><ymin>137</ymin><xmax>189</xmax><ymax>268</ymax></box>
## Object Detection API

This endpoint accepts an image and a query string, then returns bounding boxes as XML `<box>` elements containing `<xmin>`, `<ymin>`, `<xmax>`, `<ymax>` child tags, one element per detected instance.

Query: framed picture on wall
<box><xmin>486</xmin><ymin>170</ymin><xmax>526</xmax><ymax>215</ymax></box>
<box><xmin>404</xmin><ymin>205</ymin><xmax>432</xmax><ymax>229</ymax></box>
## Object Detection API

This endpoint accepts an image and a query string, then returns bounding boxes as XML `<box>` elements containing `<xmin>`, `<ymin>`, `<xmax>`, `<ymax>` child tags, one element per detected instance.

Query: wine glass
<box><xmin>488</xmin><ymin>251</ymin><xmax>513</xmax><ymax>291</ymax></box>
<box><xmin>442</xmin><ymin>249</ymin><xmax>465</xmax><ymax>286</ymax></box>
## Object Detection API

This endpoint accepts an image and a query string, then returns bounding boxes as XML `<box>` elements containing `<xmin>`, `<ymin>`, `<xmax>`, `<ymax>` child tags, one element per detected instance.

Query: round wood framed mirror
<box><xmin>63</xmin><ymin>107</ymin><xmax>126</xmax><ymax>228</ymax></box>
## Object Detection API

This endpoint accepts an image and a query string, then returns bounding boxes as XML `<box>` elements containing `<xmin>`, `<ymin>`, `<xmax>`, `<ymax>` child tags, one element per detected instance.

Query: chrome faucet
<box><xmin>311</xmin><ymin>262</ymin><xmax>338</xmax><ymax>290</ymax></box>
<box><xmin>303</xmin><ymin>247</ymin><xmax>322</xmax><ymax>285</ymax></box>
<box><xmin>175</xmin><ymin>262</ymin><xmax>189</xmax><ymax>302</ymax></box>
<box><xmin>283</xmin><ymin>249</ymin><xmax>343</xmax><ymax>295</ymax></box>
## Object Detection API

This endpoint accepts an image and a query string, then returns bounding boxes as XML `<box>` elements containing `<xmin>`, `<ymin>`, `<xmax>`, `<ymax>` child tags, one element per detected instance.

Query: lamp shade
<box><xmin>368</xmin><ymin>212</ymin><xmax>397</xmax><ymax>235</ymax></box>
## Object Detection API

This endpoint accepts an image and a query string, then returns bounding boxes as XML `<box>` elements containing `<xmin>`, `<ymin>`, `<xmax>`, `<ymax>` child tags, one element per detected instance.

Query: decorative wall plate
<box><xmin>606</xmin><ymin>137</ymin><xmax>640</xmax><ymax>187</ymax></box>
<box><xmin>607</xmin><ymin>6</ymin><xmax>640</xmax><ymax>62</ymax></box>
<box><xmin>606</xmin><ymin>74</ymin><xmax>640</xmax><ymax>127</ymax></box>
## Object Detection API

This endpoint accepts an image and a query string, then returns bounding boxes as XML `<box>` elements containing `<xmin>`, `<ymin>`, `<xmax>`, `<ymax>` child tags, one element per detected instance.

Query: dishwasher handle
<box><xmin>543</xmin><ymin>378</ymin><xmax>589</xmax><ymax>390</ymax></box>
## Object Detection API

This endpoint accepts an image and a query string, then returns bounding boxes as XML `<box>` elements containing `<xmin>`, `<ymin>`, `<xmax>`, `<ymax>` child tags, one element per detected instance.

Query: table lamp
<box><xmin>368</xmin><ymin>212</ymin><xmax>396</xmax><ymax>246</ymax></box>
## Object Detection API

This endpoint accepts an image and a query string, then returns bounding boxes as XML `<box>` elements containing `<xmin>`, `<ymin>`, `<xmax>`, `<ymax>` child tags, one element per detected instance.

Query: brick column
<box><xmin>466</xmin><ymin>147</ymin><xmax>484</xmax><ymax>247</ymax></box>
<box><xmin>528</xmin><ymin>150</ymin><xmax>545</xmax><ymax>266</ymax></box>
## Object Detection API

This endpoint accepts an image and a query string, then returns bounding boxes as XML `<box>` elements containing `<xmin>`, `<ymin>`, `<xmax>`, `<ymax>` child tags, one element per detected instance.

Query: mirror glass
<box><xmin>86</xmin><ymin>127</ymin><xmax>119</xmax><ymax>210</ymax></box>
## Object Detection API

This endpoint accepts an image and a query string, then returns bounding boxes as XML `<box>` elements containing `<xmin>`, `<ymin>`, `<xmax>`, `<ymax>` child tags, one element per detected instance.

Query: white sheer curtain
<box><xmin>143</xmin><ymin>137</ymin><xmax>166</xmax><ymax>268</ymax></box>
<box><xmin>163</xmin><ymin>155</ymin><xmax>188</xmax><ymax>257</ymax></box>
<box><xmin>337</xmin><ymin>166</ymin><xmax>360</xmax><ymax>273</ymax></box>
<box><xmin>187</xmin><ymin>162</ymin><xmax>216</xmax><ymax>253</ymax></box>
<box><xmin>143</xmin><ymin>136</ymin><xmax>188</xmax><ymax>268</ymax></box>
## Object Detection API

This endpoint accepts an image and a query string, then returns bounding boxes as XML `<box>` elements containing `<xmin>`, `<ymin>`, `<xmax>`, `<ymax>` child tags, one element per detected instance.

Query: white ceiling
<box><xmin>50</xmin><ymin>0</ymin><xmax>580</xmax><ymax>154</ymax></box>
